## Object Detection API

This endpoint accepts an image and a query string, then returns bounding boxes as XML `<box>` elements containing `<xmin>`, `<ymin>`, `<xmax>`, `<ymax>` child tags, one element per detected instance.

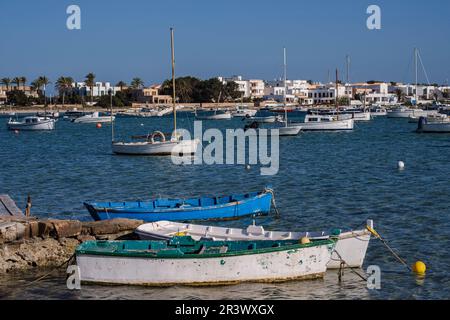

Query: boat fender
<box><xmin>150</xmin><ymin>131</ymin><xmax>166</xmax><ymax>143</ymax></box>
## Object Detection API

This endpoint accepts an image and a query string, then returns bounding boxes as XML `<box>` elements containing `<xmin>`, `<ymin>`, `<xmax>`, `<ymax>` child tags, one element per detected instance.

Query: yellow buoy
<box><xmin>300</xmin><ymin>237</ymin><xmax>310</xmax><ymax>245</ymax></box>
<box><xmin>412</xmin><ymin>261</ymin><xmax>426</xmax><ymax>274</ymax></box>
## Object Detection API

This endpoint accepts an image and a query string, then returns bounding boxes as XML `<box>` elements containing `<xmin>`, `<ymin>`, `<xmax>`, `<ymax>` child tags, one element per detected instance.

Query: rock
<box><xmin>38</xmin><ymin>221</ymin><xmax>55</xmax><ymax>238</ymax></box>
<box><xmin>0</xmin><ymin>222</ymin><xmax>27</xmax><ymax>243</ymax></box>
<box><xmin>77</xmin><ymin>234</ymin><xmax>96</xmax><ymax>243</ymax></box>
<box><xmin>50</xmin><ymin>220</ymin><xmax>82</xmax><ymax>239</ymax></box>
<box><xmin>83</xmin><ymin>219</ymin><xmax>143</xmax><ymax>236</ymax></box>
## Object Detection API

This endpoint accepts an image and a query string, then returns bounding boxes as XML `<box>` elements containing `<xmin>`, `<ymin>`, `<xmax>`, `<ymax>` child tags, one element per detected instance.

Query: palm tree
<box><xmin>12</xmin><ymin>77</ymin><xmax>21</xmax><ymax>90</ymax></box>
<box><xmin>20</xmin><ymin>77</ymin><xmax>27</xmax><ymax>91</ymax></box>
<box><xmin>55</xmin><ymin>76</ymin><xmax>74</xmax><ymax>107</ymax></box>
<box><xmin>116</xmin><ymin>81</ymin><xmax>127</xmax><ymax>91</ymax></box>
<box><xmin>85</xmin><ymin>73</ymin><xmax>96</xmax><ymax>105</ymax></box>
<box><xmin>131</xmin><ymin>77</ymin><xmax>144</xmax><ymax>89</ymax></box>
<box><xmin>1</xmin><ymin>78</ymin><xmax>11</xmax><ymax>91</ymax></box>
<box><xmin>38</xmin><ymin>76</ymin><xmax>50</xmax><ymax>106</ymax></box>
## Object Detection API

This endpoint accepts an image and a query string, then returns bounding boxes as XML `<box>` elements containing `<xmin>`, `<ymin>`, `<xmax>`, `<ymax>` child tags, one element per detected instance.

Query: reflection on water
<box><xmin>1</xmin><ymin>115</ymin><xmax>450</xmax><ymax>299</ymax></box>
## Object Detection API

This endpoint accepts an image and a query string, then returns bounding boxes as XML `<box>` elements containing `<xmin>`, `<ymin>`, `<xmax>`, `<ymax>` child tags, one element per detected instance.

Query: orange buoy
<box><xmin>96</xmin><ymin>123</ymin><xmax>102</xmax><ymax>128</ymax></box>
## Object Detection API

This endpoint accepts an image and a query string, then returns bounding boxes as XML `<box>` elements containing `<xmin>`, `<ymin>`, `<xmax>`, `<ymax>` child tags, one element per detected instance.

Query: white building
<box><xmin>73</xmin><ymin>82</ymin><xmax>121</xmax><ymax>97</ymax></box>
<box><xmin>218</xmin><ymin>76</ymin><xmax>264</xmax><ymax>99</ymax></box>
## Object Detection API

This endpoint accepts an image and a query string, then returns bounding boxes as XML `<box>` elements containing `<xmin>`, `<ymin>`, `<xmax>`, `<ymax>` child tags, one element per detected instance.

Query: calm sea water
<box><xmin>0</xmin><ymin>113</ymin><xmax>449</xmax><ymax>300</ymax></box>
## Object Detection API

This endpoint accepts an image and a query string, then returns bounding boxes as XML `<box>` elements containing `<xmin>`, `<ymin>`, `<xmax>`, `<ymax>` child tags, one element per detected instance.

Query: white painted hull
<box><xmin>136</xmin><ymin>221</ymin><xmax>371</xmax><ymax>269</ymax></box>
<box><xmin>246</xmin><ymin>116</ymin><xmax>279</xmax><ymax>123</ymax></box>
<box><xmin>196</xmin><ymin>113</ymin><xmax>232</xmax><ymax>120</ymax></box>
<box><xmin>76</xmin><ymin>243</ymin><xmax>332</xmax><ymax>285</ymax></box>
<box><xmin>112</xmin><ymin>139</ymin><xmax>199</xmax><ymax>155</ymax></box>
<box><xmin>73</xmin><ymin>116</ymin><xmax>115</xmax><ymax>123</ymax></box>
<box><xmin>350</xmin><ymin>112</ymin><xmax>371</xmax><ymax>121</ymax></box>
<box><xmin>7</xmin><ymin>119</ymin><xmax>55</xmax><ymax>131</ymax></box>
<box><xmin>232</xmin><ymin>110</ymin><xmax>257</xmax><ymax>117</ymax></box>
<box><xmin>278</xmin><ymin>126</ymin><xmax>301</xmax><ymax>136</ymax></box>
<box><xmin>387</xmin><ymin>109</ymin><xmax>436</xmax><ymax>118</ymax></box>
<box><xmin>418</xmin><ymin>122</ymin><xmax>450</xmax><ymax>133</ymax></box>
<box><xmin>293</xmin><ymin>119</ymin><xmax>354</xmax><ymax>131</ymax></box>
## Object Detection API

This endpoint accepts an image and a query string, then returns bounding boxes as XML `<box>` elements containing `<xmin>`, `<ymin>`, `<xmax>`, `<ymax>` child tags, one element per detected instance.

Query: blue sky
<box><xmin>0</xmin><ymin>0</ymin><xmax>449</xmax><ymax>92</ymax></box>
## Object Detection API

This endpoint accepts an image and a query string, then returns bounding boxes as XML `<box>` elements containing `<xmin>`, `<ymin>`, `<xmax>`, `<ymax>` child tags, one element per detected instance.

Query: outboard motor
<box><xmin>417</xmin><ymin>116</ymin><xmax>427</xmax><ymax>132</ymax></box>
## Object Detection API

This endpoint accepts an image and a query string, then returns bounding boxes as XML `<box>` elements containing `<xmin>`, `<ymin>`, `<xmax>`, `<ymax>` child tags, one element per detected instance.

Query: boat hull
<box><xmin>293</xmin><ymin>119</ymin><xmax>354</xmax><ymax>131</ymax></box>
<box><xmin>76</xmin><ymin>242</ymin><xmax>332</xmax><ymax>286</ymax></box>
<box><xmin>73</xmin><ymin>116</ymin><xmax>115</xmax><ymax>123</ymax></box>
<box><xmin>278</xmin><ymin>126</ymin><xmax>301</xmax><ymax>136</ymax></box>
<box><xmin>85</xmin><ymin>191</ymin><xmax>272</xmax><ymax>222</ymax></box>
<box><xmin>7</xmin><ymin>119</ymin><xmax>55</xmax><ymax>131</ymax></box>
<box><xmin>196</xmin><ymin>113</ymin><xmax>232</xmax><ymax>120</ymax></box>
<box><xmin>112</xmin><ymin>139</ymin><xmax>199</xmax><ymax>156</ymax></box>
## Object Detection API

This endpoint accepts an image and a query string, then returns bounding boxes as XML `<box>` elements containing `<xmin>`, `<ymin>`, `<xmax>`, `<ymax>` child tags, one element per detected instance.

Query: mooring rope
<box><xmin>24</xmin><ymin>253</ymin><xmax>76</xmax><ymax>287</ymax></box>
<box><xmin>333</xmin><ymin>249</ymin><xmax>368</xmax><ymax>283</ymax></box>
<box><xmin>265</xmin><ymin>188</ymin><xmax>280</xmax><ymax>217</ymax></box>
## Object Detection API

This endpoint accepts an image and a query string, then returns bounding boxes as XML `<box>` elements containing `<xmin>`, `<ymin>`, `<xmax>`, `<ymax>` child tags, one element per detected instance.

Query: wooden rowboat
<box><xmin>135</xmin><ymin>220</ymin><xmax>372</xmax><ymax>269</ymax></box>
<box><xmin>75</xmin><ymin>236</ymin><xmax>335</xmax><ymax>286</ymax></box>
<box><xmin>84</xmin><ymin>187</ymin><xmax>273</xmax><ymax>222</ymax></box>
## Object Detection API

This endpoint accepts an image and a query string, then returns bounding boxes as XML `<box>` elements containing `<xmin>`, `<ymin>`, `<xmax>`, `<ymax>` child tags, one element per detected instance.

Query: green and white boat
<box><xmin>75</xmin><ymin>236</ymin><xmax>335</xmax><ymax>286</ymax></box>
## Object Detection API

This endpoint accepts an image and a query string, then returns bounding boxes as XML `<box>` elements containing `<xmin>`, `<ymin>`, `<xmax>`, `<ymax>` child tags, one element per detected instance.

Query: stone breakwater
<box><xmin>0</xmin><ymin>217</ymin><xmax>143</xmax><ymax>273</ymax></box>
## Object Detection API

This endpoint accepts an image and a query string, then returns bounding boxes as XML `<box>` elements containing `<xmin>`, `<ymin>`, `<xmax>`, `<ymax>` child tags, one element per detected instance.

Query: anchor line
<box><xmin>24</xmin><ymin>253</ymin><xmax>76</xmax><ymax>287</ymax></box>
<box><xmin>366</xmin><ymin>226</ymin><xmax>412</xmax><ymax>271</ymax></box>
<box><xmin>265</xmin><ymin>188</ymin><xmax>280</xmax><ymax>217</ymax></box>
<box><xmin>333</xmin><ymin>249</ymin><xmax>368</xmax><ymax>283</ymax></box>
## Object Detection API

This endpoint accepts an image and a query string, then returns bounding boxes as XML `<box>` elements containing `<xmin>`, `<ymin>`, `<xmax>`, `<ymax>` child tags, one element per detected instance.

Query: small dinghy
<box><xmin>75</xmin><ymin>236</ymin><xmax>335</xmax><ymax>286</ymax></box>
<box><xmin>84</xmin><ymin>187</ymin><xmax>274</xmax><ymax>222</ymax></box>
<box><xmin>136</xmin><ymin>220</ymin><xmax>373</xmax><ymax>269</ymax></box>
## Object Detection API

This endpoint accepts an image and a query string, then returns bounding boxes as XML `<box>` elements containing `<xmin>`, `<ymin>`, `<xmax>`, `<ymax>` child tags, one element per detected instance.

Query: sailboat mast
<box><xmin>170</xmin><ymin>28</ymin><xmax>177</xmax><ymax>137</ymax></box>
<box><xmin>414</xmin><ymin>48</ymin><xmax>418</xmax><ymax>104</ymax></box>
<box><xmin>335</xmin><ymin>69</ymin><xmax>339</xmax><ymax>112</ymax></box>
<box><xmin>110</xmin><ymin>89</ymin><xmax>114</xmax><ymax>142</ymax></box>
<box><xmin>283</xmin><ymin>47</ymin><xmax>287</xmax><ymax>127</ymax></box>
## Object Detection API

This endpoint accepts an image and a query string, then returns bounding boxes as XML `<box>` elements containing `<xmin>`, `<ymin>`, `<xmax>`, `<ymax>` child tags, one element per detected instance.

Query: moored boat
<box><xmin>135</xmin><ymin>220</ymin><xmax>372</xmax><ymax>269</ymax></box>
<box><xmin>84</xmin><ymin>187</ymin><xmax>273</xmax><ymax>222</ymax></box>
<box><xmin>195</xmin><ymin>109</ymin><xmax>232</xmax><ymax>120</ymax></box>
<box><xmin>417</xmin><ymin>115</ymin><xmax>450</xmax><ymax>133</ymax></box>
<box><xmin>292</xmin><ymin>115</ymin><xmax>354</xmax><ymax>131</ymax></box>
<box><xmin>75</xmin><ymin>236</ymin><xmax>335</xmax><ymax>286</ymax></box>
<box><xmin>7</xmin><ymin>116</ymin><xmax>56</xmax><ymax>131</ymax></box>
<box><xmin>73</xmin><ymin>111</ymin><xmax>115</xmax><ymax>123</ymax></box>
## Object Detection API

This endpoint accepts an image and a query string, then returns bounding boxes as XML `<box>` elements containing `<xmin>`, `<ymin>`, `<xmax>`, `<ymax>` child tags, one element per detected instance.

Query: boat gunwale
<box><xmin>76</xmin><ymin>239</ymin><xmax>335</xmax><ymax>259</ymax></box>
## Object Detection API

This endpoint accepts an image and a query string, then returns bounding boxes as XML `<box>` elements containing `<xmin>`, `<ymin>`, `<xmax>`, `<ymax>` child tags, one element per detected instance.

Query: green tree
<box><xmin>12</xmin><ymin>77</ymin><xmax>21</xmax><ymax>90</ymax></box>
<box><xmin>1</xmin><ymin>78</ymin><xmax>11</xmax><ymax>92</ymax></box>
<box><xmin>20</xmin><ymin>76</ymin><xmax>27</xmax><ymax>90</ymax></box>
<box><xmin>131</xmin><ymin>78</ymin><xmax>144</xmax><ymax>89</ymax></box>
<box><xmin>55</xmin><ymin>76</ymin><xmax>74</xmax><ymax>107</ymax></box>
<box><xmin>85</xmin><ymin>73</ymin><xmax>96</xmax><ymax>104</ymax></box>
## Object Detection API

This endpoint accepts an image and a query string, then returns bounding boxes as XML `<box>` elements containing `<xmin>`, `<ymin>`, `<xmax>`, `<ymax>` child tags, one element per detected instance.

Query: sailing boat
<box><xmin>278</xmin><ymin>48</ymin><xmax>301</xmax><ymax>136</ymax></box>
<box><xmin>112</xmin><ymin>28</ymin><xmax>199</xmax><ymax>156</ymax></box>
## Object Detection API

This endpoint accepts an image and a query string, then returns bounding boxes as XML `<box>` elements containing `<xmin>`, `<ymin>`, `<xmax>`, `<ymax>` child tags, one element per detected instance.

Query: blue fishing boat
<box><xmin>84</xmin><ymin>187</ymin><xmax>274</xmax><ymax>222</ymax></box>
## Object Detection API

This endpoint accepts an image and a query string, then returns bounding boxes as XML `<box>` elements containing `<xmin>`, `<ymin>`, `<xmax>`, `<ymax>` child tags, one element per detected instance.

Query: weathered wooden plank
<box><xmin>0</xmin><ymin>195</ymin><xmax>24</xmax><ymax>216</ymax></box>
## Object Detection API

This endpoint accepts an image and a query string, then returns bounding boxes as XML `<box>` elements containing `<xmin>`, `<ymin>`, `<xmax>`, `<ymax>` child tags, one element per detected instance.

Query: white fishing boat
<box><xmin>136</xmin><ymin>220</ymin><xmax>372</xmax><ymax>269</ymax></box>
<box><xmin>73</xmin><ymin>112</ymin><xmax>114</xmax><ymax>123</ymax></box>
<box><xmin>7</xmin><ymin>116</ymin><xmax>55</xmax><ymax>131</ymax></box>
<box><xmin>245</xmin><ymin>115</ymin><xmax>283</xmax><ymax>123</ymax></box>
<box><xmin>112</xmin><ymin>28</ymin><xmax>199</xmax><ymax>156</ymax></box>
<box><xmin>231</xmin><ymin>106</ymin><xmax>257</xmax><ymax>118</ymax></box>
<box><xmin>75</xmin><ymin>236</ymin><xmax>334</xmax><ymax>286</ymax></box>
<box><xmin>370</xmin><ymin>106</ymin><xmax>387</xmax><ymax>116</ymax></box>
<box><xmin>292</xmin><ymin>115</ymin><xmax>354</xmax><ymax>131</ymax></box>
<box><xmin>349</xmin><ymin>111</ymin><xmax>371</xmax><ymax>121</ymax></box>
<box><xmin>417</xmin><ymin>115</ymin><xmax>450</xmax><ymax>133</ymax></box>
<box><xmin>195</xmin><ymin>109</ymin><xmax>232</xmax><ymax>120</ymax></box>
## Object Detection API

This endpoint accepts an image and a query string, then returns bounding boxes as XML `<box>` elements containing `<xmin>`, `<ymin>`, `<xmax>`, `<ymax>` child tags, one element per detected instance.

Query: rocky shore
<box><xmin>0</xmin><ymin>216</ymin><xmax>143</xmax><ymax>273</ymax></box>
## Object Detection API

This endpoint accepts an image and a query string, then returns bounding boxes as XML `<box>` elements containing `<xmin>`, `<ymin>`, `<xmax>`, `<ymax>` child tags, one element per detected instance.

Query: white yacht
<box><xmin>7</xmin><ymin>116</ymin><xmax>56</xmax><ymax>131</ymax></box>
<box><xmin>370</xmin><ymin>105</ymin><xmax>387</xmax><ymax>116</ymax></box>
<box><xmin>195</xmin><ymin>109</ymin><xmax>232</xmax><ymax>120</ymax></box>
